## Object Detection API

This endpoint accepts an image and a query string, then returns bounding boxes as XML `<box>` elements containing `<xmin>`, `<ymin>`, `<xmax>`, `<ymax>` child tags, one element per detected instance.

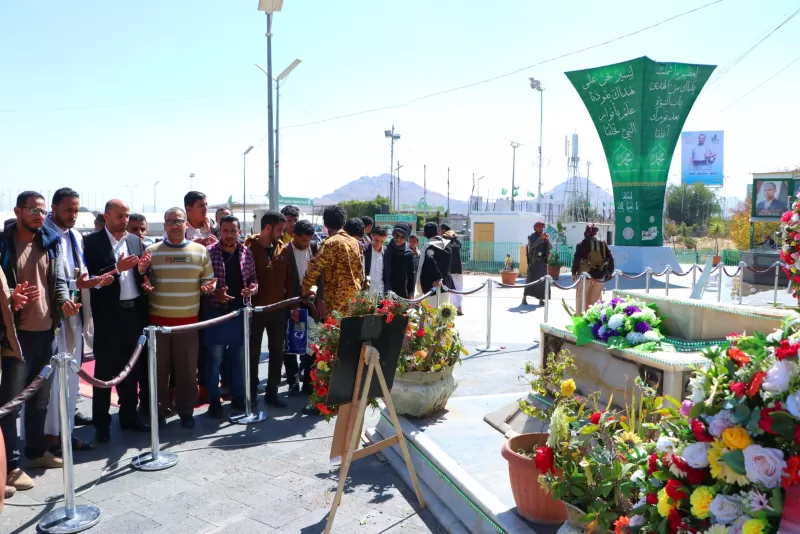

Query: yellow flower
<box><xmin>560</xmin><ymin>379</ymin><xmax>576</xmax><ymax>397</ymax></box>
<box><xmin>689</xmin><ymin>486</ymin><xmax>715</xmax><ymax>519</ymax></box>
<box><xmin>708</xmin><ymin>439</ymin><xmax>749</xmax><ymax>485</ymax></box>
<box><xmin>615</xmin><ymin>430</ymin><xmax>642</xmax><ymax>447</ymax></box>
<box><xmin>657</xmin><ymin>488</ymin><xmax>675</xmax><ymax>518</ymax></box>
<box><xmin>742</xmin><ymin>518</ymin><xmax>767</xmax><ymax>534</ymax></box>
<box><xmin>317</xmin><ymin>361</ymin><xmax>329</xmax><ymax>372</ymax></box>
<box><xmin>722</xmin><ymin>426</ymin><xmax>752</xmax><ymax>450</ymax></box>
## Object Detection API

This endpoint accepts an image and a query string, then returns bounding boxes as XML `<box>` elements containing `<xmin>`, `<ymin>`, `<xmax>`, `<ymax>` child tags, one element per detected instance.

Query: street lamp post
<box><xmin>189</xmin><ymin>173</ymin><xmax>195</xmax><ymax>191</ymax></box>
<box><xmin>530</xmin><ymin>78</ymin><xmax>544</xmax><ymax>207</ymax></box>
<box><xmin>384</xmin><ymin>126</ymin><xmax>400</xmax><ymax>209</ymax></box>
<box><xmin>125</xmin><ymin>185</ymin><xmax>137</xmax><ymax>208</ymax></box>
<box><xmin>243</xmin><ymin>146</ymin><xmax>254</xmax><ymax>234</ymax></box>
<box><xmin>152</xmin><ymin>181</ymin><xmax>160</xmax><ymax>212</ymax></box>
<box><xmin>508</xmin><ymin>140</ymin><xmax>522</xmax><ymax>211</ymax></box>
<box><xmin>258</xmin><ymin>0</ymin><xmax>284</xmax><ymax>210</ymax></box>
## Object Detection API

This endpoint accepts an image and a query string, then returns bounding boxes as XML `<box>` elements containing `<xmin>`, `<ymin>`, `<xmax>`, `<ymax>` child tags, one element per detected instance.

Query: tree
<box><xmin>707</xmin><ymin>218</ymin><xmax>727</xmax><ymax>255</ymax></box>
<box><xmin>337</xmin><ymin>195</ymin><xmax>390</xmax><ymax>221</ymax></box>
<box><xmin>728</xmin><ymin>198</ymin><xmax>780</xmax><ymax>251</ymax></box>
<box><xmin>665</xmin><ymin>183</ymin><xmax>721</xmax><ymax>227</ymax></box>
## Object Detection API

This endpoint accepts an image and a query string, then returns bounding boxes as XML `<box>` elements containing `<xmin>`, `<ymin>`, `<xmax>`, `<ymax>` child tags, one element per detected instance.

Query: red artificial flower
<box><xmin>309</xmin><ymin>369</ymin><xmax>318</xmax><ymax>383</ymax></box>
<box><xmin>648</xmin><ymin>453</ymin><xmax>659</xmax><ymax>474</ymax></box>
<box><xmin>534</xmin><ymin>446</ymin><xmax>555</xmax><ymax>474</ymax></box>
<box><xmin>666</xmin><ymin>478</ymin><xmax>689</xmax><ymax>501</ymax></box>
<box><xmin>782</xmin><ymin>211</ymin><xmax>794</xmax><ymax>223</ymax></box>
<box><xmin>727</xmin><ymin>332</ymin><xmax>742</xmax><ymax>340</ymax></box>
<box><xmin>385</xmin><ymin>312</ymin><xmax>395</xmax><ymax>324</ymax></box>
<box><xmin>316</xmin><ymin>403</ymin><xmax>334</xmax><ymax>415</ymax></box>
<box><xmin>747</xmin><ymin>371</ymin><xmax>767</xmax><ymax>398</ymax></box>
<box><xmin>758</xmin><ymin>402</ymin><xmax>784</xmax><ymax>435</ymax></box>
<box><xmin>776</xmin><ymin>339</ymin><xmax>800</xmax><ymax>361</ymax></box>
<box><xmin>416</xmin><ymin>328</ymin><xmax>426</xmax><ymax>337</ymax></box>
<box><xmin>646</xmin><ymin>493</ymin><xmax>658</xmax><ymax>505</ymax></box>
<box><xmin>614</xmin><ymin>516</ymin><xmax>631</xmax><ymax>534</ymax></box>
<box><xmin>668</xmin><ymin>509</ymin><xmax>688</xmax><ymax>534</ymax></box>
<box><xmin>783</xmin><ymin>456</ymin><xmax>800</xmax><ymax>489</ymax></box>
<box><xmin>727</xmin><ymin>346</ymin><xmax>751</xmax><ymax>367</ymax></box>
<box><xmin>795</xmin><ymin>425</ymin><xmax>800</xmax><ymax>443</ymax></box>
<box><xmin>691</xmin><ymin>419</ymin><xmax>714</xmax><ymax>443</ymax></box>
<box><xmin>730</xmin><ymin>381</ymin><xmax>746</xmax><ymax>398</ymax></box>
<box><xmin>590</xmin><ymin>411</ymin><xmax>605</xmax><ymax>425</ymax></box>
<box><xmin>686</xmin><ymin>466</ymin><xmax>708</xmax><ymax>486</ymax></box>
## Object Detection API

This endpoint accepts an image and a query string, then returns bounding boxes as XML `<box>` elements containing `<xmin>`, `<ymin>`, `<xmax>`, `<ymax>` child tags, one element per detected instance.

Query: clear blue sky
<box><xmin>1</xmin><ymin>0</ymin><xmax>798</xmax><ymax>213</ymax></box>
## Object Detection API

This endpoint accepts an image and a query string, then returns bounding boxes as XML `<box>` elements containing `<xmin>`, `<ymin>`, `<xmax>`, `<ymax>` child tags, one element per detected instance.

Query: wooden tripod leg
<box><xmin>325</xmin><ymin>353</ymin><xmax>377</xmax><ymax>534</ymax></box>
<box><xmin>343</xmin><ymin>345</ymin><xmax>368</xmax><ymax>454</ymax></box>
<box><xmin>373</xmin><ymin>350</ymin><xmax>427</xmax><ymax>509</ymax></box>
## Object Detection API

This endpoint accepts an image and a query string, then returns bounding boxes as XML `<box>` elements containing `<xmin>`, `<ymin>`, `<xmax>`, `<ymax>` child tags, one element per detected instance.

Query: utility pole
<box><xmin>586</xmin><ymin>161</ymin><xmax>592</xmax><ymax>220</ymax></box>
<box><xmin>384</xmin><ymin>126</ymin><xmax>400</xmax><ymax>209</ymax></box>
<box><xmin>396</xmin><ymin>161</ymin><xmax>403</xmax><ymax>209</ymax></box>
<box><xmin>447</xmin><ymin>167</ymin><xmax>450</xmax><ymax>216</ymax></box>
<box><xmin>508</xmin><ymin>140</ymin><xmax>522</xmax><ymax>211</ymax></box>
<box><xmin>530</xmin><ymin>78</ymin><xmax>545</xmax><ymax>210</ymax></box>
<box><xmin>423</xmin><ymin>164</ymin><xmax>427</xmax><ymax>205</ymax></box>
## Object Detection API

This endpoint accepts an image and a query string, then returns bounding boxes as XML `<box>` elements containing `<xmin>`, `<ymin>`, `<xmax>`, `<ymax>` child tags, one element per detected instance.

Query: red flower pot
<box><xmin>501</xmin><ymin>432</ymin><xmax>567</xmax><ymax>524</ymax></box>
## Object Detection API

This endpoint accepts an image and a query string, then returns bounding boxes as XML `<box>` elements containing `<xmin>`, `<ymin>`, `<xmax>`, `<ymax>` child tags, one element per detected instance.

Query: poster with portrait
<box><xmin>681</xmin><ymin>131</ymin><xmax>724</xmax><ymax>186</ymax></box>
<box><xmin>753</xmin><ymin>180</ymin><xmax>790</xmax><ymax>218</ymax></box>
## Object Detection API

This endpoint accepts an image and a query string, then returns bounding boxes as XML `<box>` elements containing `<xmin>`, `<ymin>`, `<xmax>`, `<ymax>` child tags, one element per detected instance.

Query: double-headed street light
<box><xmin>384</xmin><ymin>127</ymin><xmax>401</xmax><ymax>209</ymax></box>
<box><xmin>257</xmin><ymin>0</ymin><xmax>284</xmax><ymax>210</ymax></box>
<box><xmin>530</xmin><ymin>78</ymin><xmax>545</xmax><ymax>204</ymax></box>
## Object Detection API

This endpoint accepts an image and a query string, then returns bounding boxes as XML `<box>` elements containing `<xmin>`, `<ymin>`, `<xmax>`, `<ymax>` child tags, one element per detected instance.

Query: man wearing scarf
<box><xmin>522</xmin><ymin>221</ymin><xmax>551</xmax><ymax>306</ymax></box>
<box><xmin>415</xmin><ymin>222</ymin><xmax>453</xmax><ymax>308</ymax></box>
<box><xmin>383</xmin><ymin>223</ymin><xmax>415</xmax><ymax>299</ymax></box>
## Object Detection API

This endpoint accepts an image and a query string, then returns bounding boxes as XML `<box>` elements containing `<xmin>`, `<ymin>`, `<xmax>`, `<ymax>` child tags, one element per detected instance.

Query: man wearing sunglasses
<box><xmin>0</xmin><ymin>191</ymin><xmax>80</xmax><ymax>492</ymax></box>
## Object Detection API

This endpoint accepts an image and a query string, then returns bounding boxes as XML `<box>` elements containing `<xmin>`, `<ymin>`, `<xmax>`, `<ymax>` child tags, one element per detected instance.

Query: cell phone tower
<box><xmin>562</xmin><ymin>133</ymin><xmax>587</xmax><ymax>222</ymax></box>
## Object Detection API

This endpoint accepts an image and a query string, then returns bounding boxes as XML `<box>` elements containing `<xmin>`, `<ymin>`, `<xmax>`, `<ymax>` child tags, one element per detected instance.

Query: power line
<box><xmin>706</xmin><ymin>6</ymin><xmax>800</xmax><ymax>87</ymax></box>
<box><xmin>282</xmin><ymin>0</ymin><xmax>726</xmax><ymax>130</ymax></box>
<box><xmin>705</xmin><ymin>53</ymin><xmax>800</xmax><ymax>121</ymax></box>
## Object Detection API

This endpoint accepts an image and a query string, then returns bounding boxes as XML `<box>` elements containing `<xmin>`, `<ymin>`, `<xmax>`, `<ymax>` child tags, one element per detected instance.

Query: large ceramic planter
<box><xmin>501</xmin><ymin>432</ymin><xmax>567</xmax><ymax>524</ymax></box>
<box><xmin>501</xmin><ymin>270</ymin><xmax>518</xmax><ymax>285</ymax></box>
<box><xmin>548</xmin><ymin>265</ymin><xmax>562</xmax><ymax>279</ymax></box>
<box><xmin>390</xmin><ymin>365</ymin><xmax>457</xmax><ymax>418</ymax></box>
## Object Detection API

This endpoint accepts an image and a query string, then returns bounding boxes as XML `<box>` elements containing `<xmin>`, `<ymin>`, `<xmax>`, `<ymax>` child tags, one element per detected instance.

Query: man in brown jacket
<box><xmin>245</xmin><ymin>210</ymin><xmax>290</xmax><ymax>408</ymax></box>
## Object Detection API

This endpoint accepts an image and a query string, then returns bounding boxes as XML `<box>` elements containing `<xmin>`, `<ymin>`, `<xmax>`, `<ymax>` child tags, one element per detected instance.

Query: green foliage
<box><xmin>665</xmin><ymin>183</ymin><xmax>721</xmax><ymax>227</ymax></box>
<box><xmin>519</xmin><ymin>350</ymin><xmax>577</xmax><ymax>422</ymax></box>
<box><xmin>708</xmin><ymin>217</ymin><xmax>727</xmax><ymax>255</ymax></box>
<box><xmin>337</xmin><ymin>195</ymin><xmax>391</xmax><ymax>221</ymax></box>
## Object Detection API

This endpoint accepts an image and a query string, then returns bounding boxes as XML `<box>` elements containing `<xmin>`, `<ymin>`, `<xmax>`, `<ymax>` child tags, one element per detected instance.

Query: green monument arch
<box><xmin>566</xmin><ymin>57</ymin><xmax>716</xmax><ymax>246</ymax></box>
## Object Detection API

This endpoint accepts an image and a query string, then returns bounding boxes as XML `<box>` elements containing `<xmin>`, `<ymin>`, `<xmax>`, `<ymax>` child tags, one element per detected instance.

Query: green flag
<box><xmin>549</xmin><ymin>194</ymin><xmax>553</xmax><ymax>200</ymax></box>
<box><xmin>540</xmin><ymin>194</ymin><xmax>545</xmax><ymax>198</ymax></box>
<box><xmin>527</xmin><ymin>191</ymin><xmax>535</xmax><ymax>198</ymax></box>
<box><xmin>227</xmin><ymin>195</ymin><xmax>233</xmax><ymax>205</ymax></box>
<box><xmin>512</xmin><ymin>190</ymin><xmax>519</xmax><ymax>197</ymax></box>
<box><xmin>501</xmin><ymin>188</ymin><xmax>508</xmax><ymax>195</ymax></box>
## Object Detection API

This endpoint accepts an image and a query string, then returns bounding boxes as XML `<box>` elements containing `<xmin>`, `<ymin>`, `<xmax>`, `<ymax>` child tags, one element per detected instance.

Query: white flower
<box><xmin>787</xmin><ymin>390</ymin><xmax>800</xmax><ymax>418</ymax></box>
<box><xmin>607</xmin><ymin>313</ymin><xmax>625</xmax><ymax>331</ymax></box>
<box><xmin>626</xmin><ymin>332</ymin><xmax>644</xmax><ymax>345</ymax></box>
<box><xmin>793</xmin><ymin>213</ymin><xmax>799</xmax><ymax>223</ymax></box>
<box><xmin>657</xmin><ymin>436</ymin><xmax>676</xmax><ymax>454</ymax></box>
<box><xmin>705</xmin><ymin>525</ymin><xmax>731</xmax><ymax>534</ymax></box>
<box><xmin>762</xmin><ymin>359</ymin><xmax>797</xmax><ymax>393</ymax></box>
<box><xmin>709</xmin><ymin>494</ymin><xmax>742</xmax><ymax>524</ymax></box>
<box><xmin>690</xmin><ymin>375</ymin><xmax>707</xmax><ymax>403</ymax></box>
<box><xmin>766</xmin><ymin>329</ymin><xmax>784</xmax><ymax>343</ymax></box>
<box><xmin>629</xmin><ymin>515</ymin><xmax>646</xmax><ymax>527</ymax></box>
<box><xmin>743</xmin><ymin>445</ymin><xmax>786</xmax><ymax>488</ymax></box>
<box><xmin>709</xmin><ymin>410</ymin><xmax>736</xmax><ymax>438</ymax></box>
<box><xmin>682</xmin><ymin>442</ymin><xmax>710</xmax><ymax>468</ymax></box>
<box><xmin>630</xmin><ymin>469</ymin><xmax>645</xmax><ymax>483</ymax></box>
<box><xmin>643</xmin><ymin>330</ymin><xmax>661</xmax><ymax>342</ymax></box>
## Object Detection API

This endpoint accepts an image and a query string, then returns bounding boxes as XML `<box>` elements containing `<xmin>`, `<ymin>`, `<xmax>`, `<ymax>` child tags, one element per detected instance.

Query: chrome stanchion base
<box><xmin>130</xmin><ymin>450</ymin><xmax>179</xmax><ymax>471</ymax></box>
<box><xmin>229</xmin><ymin>409</ymin><xmax>268</xmax><ymax>425</ymax></box>
<box><xmin>38</xmin><ymin>504</ymin><xmax>101</xmax><ymax>534</ymax></box>
<box><xmin>474</xmin><ymin>346</ymin><xmax>501</xmax><ymax>353</ymax></box>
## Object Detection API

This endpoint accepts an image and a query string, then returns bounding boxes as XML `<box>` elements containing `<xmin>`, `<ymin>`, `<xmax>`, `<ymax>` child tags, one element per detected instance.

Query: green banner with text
<box><xmin>566</xmin><ymin>57</ymin><xmax>715</xmax><ymax>246</ymax></box>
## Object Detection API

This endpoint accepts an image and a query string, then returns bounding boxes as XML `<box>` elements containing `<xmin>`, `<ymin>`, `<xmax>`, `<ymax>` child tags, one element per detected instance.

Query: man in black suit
<box><xmin>83</xmin><ymin>199</ymin><xmax>151</xmax><ymax>443</ymax></box>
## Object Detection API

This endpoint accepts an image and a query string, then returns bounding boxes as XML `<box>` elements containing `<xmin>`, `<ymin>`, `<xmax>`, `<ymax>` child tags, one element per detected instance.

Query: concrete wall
<box><xmin>470</xmin><ymin>211</ymin><xmax>545</xmax><ymax>263</ymax></box>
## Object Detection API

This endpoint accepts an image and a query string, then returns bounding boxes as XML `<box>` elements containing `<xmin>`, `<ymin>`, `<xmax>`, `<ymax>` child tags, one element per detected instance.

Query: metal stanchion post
<box><xmin>645</xmin><ymin>268</ymin><xmax>652</xmax><ymax>294</ymax></box>
<box><xmin>580</xmin><ymin>273</ymin><xmax>588</xmax><ymax>314</ymax></box>
<box><xmin>665</xmin><ymin>266</ymin><xmax>671</xmax><ymax>297</ymax></box>
<box><xmin>614</xmin><ymin>269</ymin><xmax>620</xmax><ymax>291</ymax></box>
<box><xmin>692</xmin><ymin>264</ymin><xmax>697</xmax><ymax>290</ymax></box>
<box><xmin>717</xmin><ymin>263</ymin><xmax>723</xmax><ymax>303</ymax></box>
<box><xmin>477</xmin><ymin>278</ymin><xmax>500</xmax><ymax>353</ymax></box>
<box><xmin>435</xmin><ymin>284</ymin><xmax>441</xmax><ymax>307</ymax></box>
<box><xmin>543</xmin><ymin>275</ymin><xmax>551</xmax><ymax>323</ymax></box>
<box><xmin>738</xmin><ymin>261</ymin><xmax>745</xmax><ymax>305</ymax></box>
<box><xmin>774</xmin><ymin>262</ymin><xmax>781</xmax><ymax>306</ymax></box>
<box><xmin>132</xmin><ymin>327</ymin><xmax>178</xmax><ymax>470</ymax></box>
<box><xmin>39</xmin><ymin>353</ymin><xmax>102</xmax><ymax>534</ymax></box>
<box><xmin>231</xmin><ymin>305</ymin><xmax>267</xmax><ymax>424</ymax></box>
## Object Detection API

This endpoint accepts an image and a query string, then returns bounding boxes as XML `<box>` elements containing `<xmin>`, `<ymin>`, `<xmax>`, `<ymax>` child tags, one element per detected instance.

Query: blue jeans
<box><xmin>207</xmin><ymin>344</ymin><xmax>244</xmax><ymax>407</ymax></box>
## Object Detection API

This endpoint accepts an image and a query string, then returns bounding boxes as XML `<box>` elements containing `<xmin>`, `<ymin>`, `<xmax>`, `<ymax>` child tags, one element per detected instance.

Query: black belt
<box><xmin>119</xmin><ymin>299</ymin><xmax>138</xmax><ymax>309</ymax></box>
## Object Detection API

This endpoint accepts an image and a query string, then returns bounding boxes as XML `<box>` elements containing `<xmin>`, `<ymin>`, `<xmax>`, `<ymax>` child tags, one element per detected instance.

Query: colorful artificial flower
<box><xmin>730</xmin><ymin>381</ymin><xmax>746</xmax><ymax>398</ymax></box>
<box><xmin>590</xmin><ymin>411</ymin><xmax>605</xmax><ymax>424</ymax></box>
<box><xmin>727</xmin><ymin>346</ymin><xmax>751</xmax><ymax>367</ymax></box>
<box><xmin>709</xmin><ymin>439</ymin><xmax>749</xmax><ymax>486</ymax></box>
<box><xmin>741</xmin><ymin>518</ymin><xmax>767</xmax><ymax>534</ymax></box>
<box><xmin>665</xmin><ymin>479</ymin><xmax>688</xmax><ymax>501</ymax></box>
<box><xmin>722</xmin><ymin>426</ymin><xmax>753</xmax><ymax>450</ymax></box>
<box><xmin>742</xmin><ymin>444</ymin><xmax>786</xmax><ymax>488</ymax></box>
<box><xmin>758</xmin><ymin>403</ymin><xmax>785</xmax><ymax>435</ymax></box>
<box><xmin>746</xmin><ymin>371</ymin><xmax>767</xmax><ymax>398</ymax></box>
<box><xmin>775</xmin><ymin>338</ymin><xmax>800</xmax><ymax>361</ymax></box>
<box><xmin>657</xmin><ymin>487</ymin><xmax>675</xmax><ymax>518</ymax></box>
<box><xmin>689</xmin><ymin>486</ymin><xmax>715</xmax><ymax>519</ymax></box>
<box><xmin>613</xmin><ymin>516</ymin><xmax>630</xmax><ymax>534</ymax></box>
<box><xmin>709</xmin><ymin>494</ymin><xmax>742</xmax><ymax>524</ymax></box>
<box><xmin>783</xmin><ymin>455</ymin><xmax>800</xmax><ymax>489</ymax></box>
<box><xmin>560</xmin><ymin>379</ymin><xmax>576</xmax><ymax>397</ymax></box>
<box><xmin>691</xmin><ymin>419</ymin><xmax>715</xmax><ymax>443</ymax></box>
<box><xmin>534</xmin><ymin>445</ymin><xmax>555</xmax><ymax>474</ymax></box>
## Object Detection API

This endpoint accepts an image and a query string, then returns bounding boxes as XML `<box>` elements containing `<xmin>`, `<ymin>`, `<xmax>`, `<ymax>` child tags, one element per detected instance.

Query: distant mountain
<box><xmin>543</xmin><ymin>177</ymin><xmax>614</xmax><ymax>208</ymax></box>
<box><xmin>314</xmin><ymin>174</ymin><xmax>469</xmax><ymax>215</ymax></box>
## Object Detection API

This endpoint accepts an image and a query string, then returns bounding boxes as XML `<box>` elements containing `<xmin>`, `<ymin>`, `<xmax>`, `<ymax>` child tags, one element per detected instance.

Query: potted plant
<box><xmin>708</xmin><ymin>218</ymin><xmax>726</xmax><ymax>266</ymax></box>
<box><xmin>547</xmin><ymin>251</ymin><xmax>562</xmax><ymax>280</ymax></box>
<box><xmin>391</xmin><ymin>302</ymin><xmax>466</xmax><ymax>418</ymax></box>
<box><xmin>500</xmin><ymin>349</ymin><xmax>575</xmax><ymax>524</ymax></box>
<box><xmin>501</xmin><ymin>254</ymin><xmax>518</xmax><ymax>285</ymax></box>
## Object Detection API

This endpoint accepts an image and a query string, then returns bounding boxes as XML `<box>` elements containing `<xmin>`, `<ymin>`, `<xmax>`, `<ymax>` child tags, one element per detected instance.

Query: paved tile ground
<box><xmin>3</xmin><ymin>270</ymin><xmax>781</xmax><ymax>533</ymax></box>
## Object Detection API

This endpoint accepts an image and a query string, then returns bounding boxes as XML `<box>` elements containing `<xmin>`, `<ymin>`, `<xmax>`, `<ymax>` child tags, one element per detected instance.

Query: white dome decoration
<box><xmin>625</xmin><ymin>216</ymin><xmax>632</xmax><ymax>223</ymax></box>
<box><xmin>649</xmin><ymin>216</ymin><xmax>655</xmax><ymax>223</ymax></box>
<box><xmin>623</xmin><ymin>227</ymin><xmax>634</xmax><ymax>240</ymax></box>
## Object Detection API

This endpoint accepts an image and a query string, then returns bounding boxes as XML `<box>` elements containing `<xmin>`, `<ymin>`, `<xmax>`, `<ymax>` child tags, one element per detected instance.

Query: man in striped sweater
<box><xmin>145</xmin><ymin>207</ymin><xmax>216</xmax><ymax>428</ymax></box>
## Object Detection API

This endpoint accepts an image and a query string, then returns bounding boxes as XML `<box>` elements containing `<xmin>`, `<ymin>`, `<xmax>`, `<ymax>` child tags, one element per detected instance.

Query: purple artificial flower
<box><xmin>624</xmin><ymin>305</ymin><xmax>641</xmax><ymax>316</ymax></box>
<box><xmin>591</xmin><ymin>322</ymin><xmax>603</xmax><ymax>339</ymax></box>
<box><xmin>680</xmin><ymin>400</ymin><xmax>693</xmax><ymax>417</ymax></box>
<box><xmin>601</xmin><ymin>329</ymin><xmax>619</xmax><ymax>342</ymax></box>
<box><xmin>600</xmin><ymin>311</ymin><xmax>607</xmax><ymax>324</ymax></box>
<box><xmin>608</xmin><ymin>298</ymin><xmax>624</xmax><ymax>308</ymax></box>
<box><xmin>635</xmin><ymin>322</ymin><xmax>652</xmax><ymax>333</ymax></box>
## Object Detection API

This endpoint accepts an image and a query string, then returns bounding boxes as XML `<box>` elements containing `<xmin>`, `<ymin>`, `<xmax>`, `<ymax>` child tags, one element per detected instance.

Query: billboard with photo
<box><xmin>681</xmin><ymin>131</ymin><xmax>724</xmax><ymax>186</ymax></box>
<box><xmin>752</xmin><ymin>179</ymin><xmax>790</xmax><ymax>218</ymax></box>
